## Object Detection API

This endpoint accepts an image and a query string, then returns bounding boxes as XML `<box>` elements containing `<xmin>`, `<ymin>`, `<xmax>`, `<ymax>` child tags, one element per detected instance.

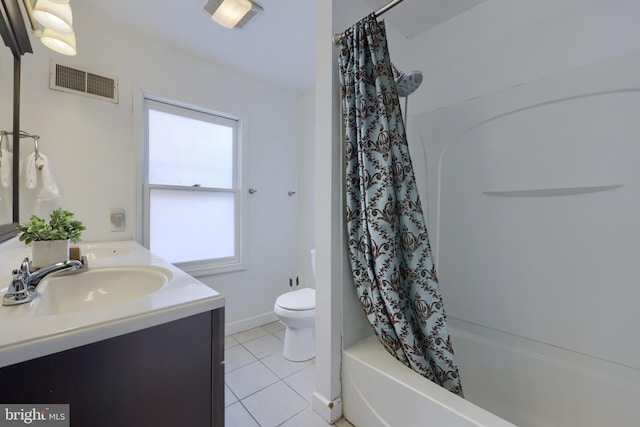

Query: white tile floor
<box><xmin>225</xmin><ymin>322</ymin><xmax>354</xmax><ymax>427</ymax></box>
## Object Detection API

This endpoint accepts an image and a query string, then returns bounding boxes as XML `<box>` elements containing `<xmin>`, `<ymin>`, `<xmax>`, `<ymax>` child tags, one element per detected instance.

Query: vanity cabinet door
<box><xmin>0</xmin><ymin>309</ymin><xmax>224</xmax><ymax>427</ymax></box>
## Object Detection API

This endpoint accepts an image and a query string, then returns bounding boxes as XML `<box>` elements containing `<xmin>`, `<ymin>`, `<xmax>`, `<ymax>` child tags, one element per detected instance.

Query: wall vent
<box><xmin>50</xmin><ymin>62</ymin><xmax>119</xmax><ymax>103</ymax></box>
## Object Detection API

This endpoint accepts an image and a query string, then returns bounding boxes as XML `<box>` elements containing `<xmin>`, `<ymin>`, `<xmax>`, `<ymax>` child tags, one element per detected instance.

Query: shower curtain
<box><xmin>338</xmin><ymin>14</ymin><xmax>463</xmax><ymax>396</ymax></box>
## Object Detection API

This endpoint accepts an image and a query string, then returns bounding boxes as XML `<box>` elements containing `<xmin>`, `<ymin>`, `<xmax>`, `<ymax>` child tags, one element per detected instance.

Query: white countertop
<box><xmin>0</xmin><ymin>238</ymin><xmax>224</xmax><ymax>369</ymax></box>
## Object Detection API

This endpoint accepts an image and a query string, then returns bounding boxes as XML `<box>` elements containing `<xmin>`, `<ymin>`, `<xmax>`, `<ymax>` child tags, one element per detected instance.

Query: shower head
<box><xmin>392</xmin><ymin>63</ymin><xmax>423</xmax><ymax>97</ymax></box>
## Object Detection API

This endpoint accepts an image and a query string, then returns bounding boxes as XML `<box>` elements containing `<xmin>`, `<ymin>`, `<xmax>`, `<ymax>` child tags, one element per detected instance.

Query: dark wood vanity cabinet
<box><xmin>0</xmin><ymin>308</ymin><xmax>225</xmax><ymax>427</ymax></box>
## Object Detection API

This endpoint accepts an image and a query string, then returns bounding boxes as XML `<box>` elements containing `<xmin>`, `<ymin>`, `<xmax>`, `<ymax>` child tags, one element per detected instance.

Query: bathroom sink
<box><xmin>32</xmin><ymin>265</ymin><xmax>172</xmax><ymax>316</ymax></box>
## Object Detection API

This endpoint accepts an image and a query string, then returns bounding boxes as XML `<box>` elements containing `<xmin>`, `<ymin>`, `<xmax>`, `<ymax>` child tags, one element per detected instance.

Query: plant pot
<box><xmin>31</xmin><ymin>239</ymin><xmax>70</xmax><ymax>269</ymax></box>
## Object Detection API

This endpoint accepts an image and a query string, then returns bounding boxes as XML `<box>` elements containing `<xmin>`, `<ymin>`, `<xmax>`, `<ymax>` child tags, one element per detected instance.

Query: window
<box><xmin>143</xmin><ymin>98</ymin><xmax>243</xmax><ymax>275</ymax></box>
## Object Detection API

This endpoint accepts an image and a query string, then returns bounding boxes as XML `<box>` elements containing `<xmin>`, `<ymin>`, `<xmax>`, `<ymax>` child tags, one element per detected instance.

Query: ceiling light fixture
<box><xmin>201</xmin><ymin>0</ymin><xmax>263</xmax><ymax>29</ymax></box>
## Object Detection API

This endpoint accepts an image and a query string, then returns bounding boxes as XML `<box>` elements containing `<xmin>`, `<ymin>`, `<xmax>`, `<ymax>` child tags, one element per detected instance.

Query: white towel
<box><xmin>24</xmin><ymin>152</ymin><xmax>38</xmax><ymax>189</ymax></box>
<box><xmin>23</xmin><ymin>152</ymin><xmax>60</xmax><ymax>200</ymax></box>
<box><xmin>0</xmin><ymin>146</ymin><xmax>11</xmax><ymax>188</ymax></box>
<box><xmin>38</xmin><ymin>153</ymin><xmax>60</xmax><ymax>201</ymax></box>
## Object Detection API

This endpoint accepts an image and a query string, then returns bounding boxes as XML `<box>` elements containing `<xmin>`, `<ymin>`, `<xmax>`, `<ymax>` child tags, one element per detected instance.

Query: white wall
<box><xmin>3</xmin><ymin>5</ymin><xmax>304</xmax><ymax>331</ymax></box>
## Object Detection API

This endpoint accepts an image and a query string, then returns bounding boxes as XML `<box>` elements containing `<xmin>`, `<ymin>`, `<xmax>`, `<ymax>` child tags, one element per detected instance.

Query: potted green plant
<box><xmin>16</xmin><ymin>207</ymin><xmax>86</xmax><ymax>268</ymax></box>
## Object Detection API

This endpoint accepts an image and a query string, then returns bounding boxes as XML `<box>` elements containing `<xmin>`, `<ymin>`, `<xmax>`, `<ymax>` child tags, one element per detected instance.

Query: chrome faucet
<box><xmin>2</xmin><ymin>257</ymin><xmax>88</xmax><ymax>306</ymax></box>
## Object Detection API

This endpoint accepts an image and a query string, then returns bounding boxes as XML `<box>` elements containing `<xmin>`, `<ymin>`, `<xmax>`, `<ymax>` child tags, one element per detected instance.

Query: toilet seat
<box><xmin>276</xmin><ymin>288</ymin><xmax>315</xmax><ymax>311</ymax></box>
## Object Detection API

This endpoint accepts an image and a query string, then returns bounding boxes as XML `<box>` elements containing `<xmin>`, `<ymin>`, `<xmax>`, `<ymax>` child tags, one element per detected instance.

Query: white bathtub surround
<box><xmin>411</xmin><ymin>49</ymin><xmax>640</xmax><ymax>426</ymax></box>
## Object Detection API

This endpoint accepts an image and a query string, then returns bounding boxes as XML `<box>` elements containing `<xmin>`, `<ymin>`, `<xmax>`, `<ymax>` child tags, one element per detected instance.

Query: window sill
<box><xmin>175</xmin><ymin>259</ymin><xmax>245</xmax><ymax>278</ymax></box>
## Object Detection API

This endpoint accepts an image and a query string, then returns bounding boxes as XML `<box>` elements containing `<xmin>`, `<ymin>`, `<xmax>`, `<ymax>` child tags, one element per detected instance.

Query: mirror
<box><xmin>0</xmin><ymin>0</ymin><xmax>32</xmax><ymax>243</ymax></box>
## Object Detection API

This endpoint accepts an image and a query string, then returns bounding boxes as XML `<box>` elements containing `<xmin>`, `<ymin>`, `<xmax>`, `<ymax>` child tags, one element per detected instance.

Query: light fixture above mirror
<box><xmin>39</xmin><ymin>25</ymin><xmax>74</xmax><ymax>55</ymax></box>
<box><xmin>201</xmin><ymin>0</ymin><xmax>263</xmax><ymax>29</ymax></box>
<box><xmin>33</xmin><ymin>0</ymin><xmax>72</xmax><ymax>33</ymax></box>
<box><xmin>22</xmin><ymin>0</ymin><xmax>76</xmax><ymax>55</ymax></box>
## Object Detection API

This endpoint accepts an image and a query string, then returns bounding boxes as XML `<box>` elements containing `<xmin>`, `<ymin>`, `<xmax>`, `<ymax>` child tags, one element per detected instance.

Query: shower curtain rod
<box><xmin>332</xmin><ymin>0</ymin><xmax>404</xmax><ymax>45</ymax></box>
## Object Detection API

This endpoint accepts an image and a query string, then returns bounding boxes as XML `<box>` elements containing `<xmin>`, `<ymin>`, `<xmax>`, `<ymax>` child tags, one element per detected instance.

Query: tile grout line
<box><xmin>238</xmin><ymin>399</ymin><xmax>263</xmax><ymax>427</ymax></box>
<box><xmin>275</xmin><ymin>405</ymin><xmax>310</xmax><ymax>427</ymax></box>
<box><xmin>226</xmin><ymin>322</ymin><xmax>319</xmax><ymax>426</ymax></box>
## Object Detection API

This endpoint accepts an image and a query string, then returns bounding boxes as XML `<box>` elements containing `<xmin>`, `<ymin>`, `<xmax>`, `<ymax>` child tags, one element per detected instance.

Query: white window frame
<box><xmin>140</xmin><ymin>95</ymin><xmax>246</xmax><ymax>276</ymax></box>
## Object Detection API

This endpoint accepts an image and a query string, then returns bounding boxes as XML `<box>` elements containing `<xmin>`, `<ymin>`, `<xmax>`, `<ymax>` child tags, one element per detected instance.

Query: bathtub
<box><xmin>342</xmin><ymin>334</ymin><xmax>516</xmax><ymax>427</ymax></box>
<box><xmin>343</xmin><ymin>319</ymin><xmax>640</xmax><ymax>427</ymax></box>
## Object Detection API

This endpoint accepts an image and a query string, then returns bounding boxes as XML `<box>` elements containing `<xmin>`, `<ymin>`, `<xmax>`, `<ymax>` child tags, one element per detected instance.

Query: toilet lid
<box><xmin>276</xmin><ymin>288</ymin><xmax>315</xmax><ymax>311</ymax></box>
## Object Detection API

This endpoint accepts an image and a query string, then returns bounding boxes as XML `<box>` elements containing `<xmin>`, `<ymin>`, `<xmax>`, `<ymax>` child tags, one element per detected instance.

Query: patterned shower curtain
<box><xmin>338</xmin><ymin>14</ymin><xmax>463</xmax><ymax>396</ymax></box>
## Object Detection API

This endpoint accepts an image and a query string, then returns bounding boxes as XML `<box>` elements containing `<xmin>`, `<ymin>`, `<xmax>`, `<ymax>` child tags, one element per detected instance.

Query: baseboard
<box><xmin>312</xmin><ymin>391</ymin><xmax>343</xmax><ymax>424</ymax></box>
<box><xmin>225</xmin><ymin>312</ymin><xmax>279</xmax><ymax>336</ymax></box>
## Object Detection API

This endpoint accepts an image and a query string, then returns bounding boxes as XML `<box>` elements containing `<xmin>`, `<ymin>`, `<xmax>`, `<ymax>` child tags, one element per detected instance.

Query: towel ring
<box><xmin>33</xmin><ymin>136</ymin><xmax>40</xmax><ymax>160</ymax></box>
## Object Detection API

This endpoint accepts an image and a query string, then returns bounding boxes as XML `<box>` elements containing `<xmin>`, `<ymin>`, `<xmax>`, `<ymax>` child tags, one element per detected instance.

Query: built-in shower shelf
<box><xmin>483</xmin><ymin>184</ymin><xmax>623</xmax><ymax>197</ymax></box>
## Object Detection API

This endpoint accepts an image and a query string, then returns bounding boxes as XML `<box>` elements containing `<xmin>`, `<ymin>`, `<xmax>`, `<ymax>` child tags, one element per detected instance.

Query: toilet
<box><xmin>274</xmin><ymin>250</ymin><xmax>316</xmax><ymax>361</ymax></box>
